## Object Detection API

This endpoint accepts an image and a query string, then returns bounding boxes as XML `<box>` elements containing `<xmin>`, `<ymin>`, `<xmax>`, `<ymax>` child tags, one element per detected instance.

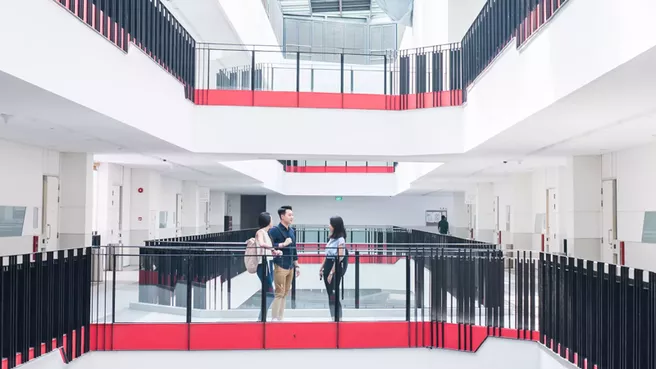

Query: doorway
<box><xmin>240</xmin><ymin>195</ymin><xmax>266</xmax><ymax>229</ymax></box>
<box><xmin>42</xmin><ymin>176</ymin><xmax>59</xmax><ymax>251</ymax></box>
<box><xmin>545</xmin><ymin>188</ymin><xmax>558</xmax><ymax>253</ymax></box>
<box><xmin>175</xmin><ymin>193</ymin><xmax>183</xmax><ymax>236</ymax></box>
<box><xmin>601</xmin><ymin>179</ymin><xmax>618</xmax><ymax>263</ymax></box>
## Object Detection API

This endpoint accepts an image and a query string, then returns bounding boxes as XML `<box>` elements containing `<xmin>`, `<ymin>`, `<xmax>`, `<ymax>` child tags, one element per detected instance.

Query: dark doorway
<box><xmin>240</xmin><ymin>195</ymin><xmax>266</xmax><ymax>229</ymax></box>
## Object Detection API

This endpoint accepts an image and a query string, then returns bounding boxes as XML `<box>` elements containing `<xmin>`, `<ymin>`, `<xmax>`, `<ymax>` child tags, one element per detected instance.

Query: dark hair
<box><xmin>278</xmin><ymin>205</ymin><xmax>292</xmax><ymax>218</ymax></box>
<box><xmin>441</xmin><ymin>215</ymin><xmax>446</xmax><ymax>220</ymax></box>
<box><xmin>329</xmin><ymin>216</ymin><xmax>346</xmax><ymax>240</ymax></box>
<box><xmin>258</xmin><ymin>212</ymin><xmax>272</xmax><ymax>229</ymax></box>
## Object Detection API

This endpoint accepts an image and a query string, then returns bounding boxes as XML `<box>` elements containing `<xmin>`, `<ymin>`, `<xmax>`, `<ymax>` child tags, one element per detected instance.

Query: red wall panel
<box><xmin>112</xmin><ymin>324</ymin><xmax>188</xmax><ymax>351</ymax></box>
<box><xmin>264</xmin><ymin>322</ymin><xmax>337</xmax><ymax>349</ymax></box>
<box><xmin>190</xmin><ymin>323</ymin><xmax>264</xmax><ymax>350</ymax></box>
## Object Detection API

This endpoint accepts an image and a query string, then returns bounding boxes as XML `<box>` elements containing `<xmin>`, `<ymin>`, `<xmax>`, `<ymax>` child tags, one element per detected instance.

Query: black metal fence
<box><xmin>0</xmin><ymin>248</ymin><xmax>92</xmax><ymax>369</ymax></box>
<box><xmin>462</xmin><ymin>0</ymin><xmax>571</xmax><ymax>93</ymax></box>
<box><xmin>52</xmin><ymin>0</ymin><xmax>196</xmax><ymax>101</ymax></box>
<box><xmin>539</xmin><ymin>254</ymin><xmax>656</xmax><ymax>369</ymax></box>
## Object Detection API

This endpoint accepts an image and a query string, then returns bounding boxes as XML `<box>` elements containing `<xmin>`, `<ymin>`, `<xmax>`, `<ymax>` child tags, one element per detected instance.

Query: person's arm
<box><xmin>256</xmin><ymin>230</ymin><xmax>274</xmax><ymax>250</ymax></box>
<box><xmin>269</xmin><ymin>227</ymin><xmax>284</xmax><ymax>249</ymax></box>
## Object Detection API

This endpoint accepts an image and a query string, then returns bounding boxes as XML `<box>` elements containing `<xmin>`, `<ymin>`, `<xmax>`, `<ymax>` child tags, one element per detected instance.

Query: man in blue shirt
<box><xmin>268</xmin><ymin>205</ymin><xmax>300</xmax><ymax>320</ymax></box>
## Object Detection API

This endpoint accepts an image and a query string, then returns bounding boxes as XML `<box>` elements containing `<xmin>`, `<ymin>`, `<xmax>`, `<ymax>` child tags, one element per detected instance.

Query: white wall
<box><xmin>446</xmin><ymin>0</ymin><xmax>487</xmax><ymax>43</ymax></box>
<box><xmin>0</xmin><ymin>139</ymin><xmax>59</xmax><ymax>255</ymax></box>
<box><xmin>209</xmin><ymin>191</ymin><xmax>226</xmax><ymax>232</ymax></box>
<box><xmin>193</xmin><ymin>106</ymin><xmax>464</xmax><ymax>158</ymax></box>
<box><xmin>602</xmin><ymin>142</ymin><xmax>656</xmax><ymax>271</ymax></box>
<box><xmin>266</xmin><ymin>194</ymin><xmax>454</xmax><ymax>228</ymax></box>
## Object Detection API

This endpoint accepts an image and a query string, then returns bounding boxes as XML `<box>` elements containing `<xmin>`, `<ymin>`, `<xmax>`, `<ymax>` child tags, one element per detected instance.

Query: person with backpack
<box><xmin>319</xmin><ymin>216</ymin><xmax>348</xmax><ymax>321</ymax></box>
<box><xmin>244</xmin><ymin>212</ymin><xmax>281</xmax><ymax>321</ymax></box>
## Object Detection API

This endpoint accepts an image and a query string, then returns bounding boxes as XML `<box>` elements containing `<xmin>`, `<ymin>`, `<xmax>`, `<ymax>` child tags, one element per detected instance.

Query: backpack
<box><xmin>244</xmin><ymin>237</ymin><xmax>260</xmax><ymax>274</ymax></box>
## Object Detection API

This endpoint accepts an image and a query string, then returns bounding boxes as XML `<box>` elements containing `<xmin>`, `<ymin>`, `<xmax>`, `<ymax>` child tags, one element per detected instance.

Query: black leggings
<box><xmin>323</xmin><ymin>259</ymin><xmax>343</xmax><ymax>320</ymax></box>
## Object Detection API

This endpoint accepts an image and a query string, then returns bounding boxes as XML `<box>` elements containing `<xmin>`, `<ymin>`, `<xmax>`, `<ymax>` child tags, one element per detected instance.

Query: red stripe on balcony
<box><xmin>286</xmin><ymin>166</ymin><xmax>394</xmax><ymax>173</ymax></box>
<box><xmin>194</xmin><ymin>90</ymin><xmax>463</xmax><ymax>110</ymax></box>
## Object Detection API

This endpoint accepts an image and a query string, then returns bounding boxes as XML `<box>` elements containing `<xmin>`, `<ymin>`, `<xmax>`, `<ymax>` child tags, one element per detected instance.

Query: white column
<box><xmin>210</xmin><ymin>191</ymin><xmax>226</xmax><ymax>233</ymax></box>
<box><xmin>475</xmin><ymin>182</ymin><xmax>496</xmax><ymax>243</ymax></box>
<box><xmin>510</xmin><ymin>173</ymin><xmax>535</xmax><ymax>250</ymax></box>
<box><xmin>567</xmin><ymin>156</ymin><xmax>602</xmax><ymax>260</ymax></box>
<box><xmin>450</xmin><ymin>192</ymin><xmax>469</xmax><ymax>238</ymax></box>
<box><xmin>59</xmin><ymin>153</ymin><xmax>94</xmax><ymax>249</ymax></box>
<box><xmin>182</xmin><ymin>181</ymin><xmax>200</xmax><ymax>235</ymax></box>
<box><xmin>130</xmin><ymin>169</ymin><xmax>161</xmax><ymax>245</ymax></box>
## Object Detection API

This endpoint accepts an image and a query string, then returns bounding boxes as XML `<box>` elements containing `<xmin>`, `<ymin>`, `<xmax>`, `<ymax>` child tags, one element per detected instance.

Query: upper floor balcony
<box><xmin>279</xmin><ymin>160</ymin><xmax>397</xmax><ymax>173</ymax></box>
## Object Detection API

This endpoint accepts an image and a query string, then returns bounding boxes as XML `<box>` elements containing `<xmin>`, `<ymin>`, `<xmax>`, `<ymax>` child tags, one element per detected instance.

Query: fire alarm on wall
<box><xmin>138</xmin><ymin>216</ymin><xmax>143</xmax><ymax>221</ymax></box>
<box><xmin>138</xmin><ymin>188</ymin><xmax>144</xmax><ymax>193</ymax></box>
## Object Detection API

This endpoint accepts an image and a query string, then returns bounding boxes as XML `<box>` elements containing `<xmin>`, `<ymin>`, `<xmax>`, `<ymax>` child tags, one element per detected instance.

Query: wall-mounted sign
<box><xmin>335</xmin><ymin>196</ymin><xmax>343</xmax><ymax>201</ymax></box>
<box><xmin>425</xmin><ymin>210</ymin><xmax>447</xmax><ymax>226</ymax></box>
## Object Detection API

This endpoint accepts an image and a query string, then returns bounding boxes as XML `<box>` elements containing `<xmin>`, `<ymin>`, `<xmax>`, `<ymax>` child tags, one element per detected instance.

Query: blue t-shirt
<box><xmin>268</xmin><ymin>224</ymin><xmax>298</xmax><ymax>269</ymax></box>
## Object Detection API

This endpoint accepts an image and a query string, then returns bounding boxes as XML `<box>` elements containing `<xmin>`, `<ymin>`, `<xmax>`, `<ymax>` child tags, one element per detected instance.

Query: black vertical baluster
<box><xmin>405</xmin><ymin>252</ymin><xmax>411</xmax><ymax>322</ymax></box>
<box><xmin>523</xmin><ymin>251</ymin><xmax>529</xmax><ymax>339</ymax></box>
<box><xmin>516</xmin><ymin>251</ymin><xmax>522</xmax><ymax>338</ymax></box>
<box><xmin>529</xmin><ymin>252</ymin><xmax>535</xmax><ymax>337</ymax></box>
<box><xmin>355</xmin><ymin>251</ymin><xmax>360</xmax><ymax>309</ymax></box>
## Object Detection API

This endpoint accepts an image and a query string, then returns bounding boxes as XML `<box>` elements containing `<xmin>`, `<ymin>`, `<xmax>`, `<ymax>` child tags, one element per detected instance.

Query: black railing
<box><xmin>52</xmin><ymin>0</ymin><xmax>196</xmax><ymax>101</ymax></box>
<box><xmin>462</xmin><ymin>0</ymin><xmax>571</xmax><ymax>94</ymax></box>
<box><xmin>195</xmin><ymin>43</ymin><xmax>463</xmax><ymax>109</ymax></box>
<box><xmin>0</xmin><ymin>248</ymin><xmax>92</xmax><ymax>369</ymax></box>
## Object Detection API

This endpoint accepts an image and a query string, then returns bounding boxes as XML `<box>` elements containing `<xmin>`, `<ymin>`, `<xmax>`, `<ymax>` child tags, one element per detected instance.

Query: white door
<box><xmin>42</xmin><ymin>176</ymin><xmax>59</xmax><ymax>251</ymax></box>
<box><xmin>175</xmin><ymin>193</ymin><xmax>183</xmax><ymax>236</ymax></box>
<box><xmin>204</xmin><ymin>201</ymin><xmax>210</xmax><ymax>232</ymax></box>
<box><xmin>601</xmin><ymin>180</ymin><xmax>618</xmax><ymax>263</ymax></box>
<box><xmin>108</xmin><ymin>185</ymin><xmax>121</xmax><ymax>244</ymax></box>
<box><xmin>493</xmin><ymin>196</ymin><xmax>500</xmax><ymax>244</ymax></box>
<box><xmin>546</xmin><ymin>188</ymin><xmax>559</xmax><ymax>253</ymax></box>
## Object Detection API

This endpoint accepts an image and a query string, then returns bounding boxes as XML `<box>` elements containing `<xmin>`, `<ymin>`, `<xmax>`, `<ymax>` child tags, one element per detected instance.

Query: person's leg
<box><xmin>271</xmin><ymin>265</ymin><xmax>287</xmax><ymax>320</ymax></box>
<box><xmin>334</xmin><ymin>273</ymin><xmax>343</xmax><ymax>321</ymax></box>
<box><xmin>324</xmin><ymin>272</ymin><xmax>335</xmax><ymax>319</ymax></box>
<box><xmin>278</xmin><ymin>267</ymin><xmax>293</xmax><ymax>320</ymax></box>
<box><xmin>256</xmin><ymin>263</ymin><xmax>275</xmax><ymax>321</ymax></box>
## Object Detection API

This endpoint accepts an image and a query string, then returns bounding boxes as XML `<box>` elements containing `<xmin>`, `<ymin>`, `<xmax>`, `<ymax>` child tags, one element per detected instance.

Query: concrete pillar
<box><xmin>58</xmin><ymin>153</ymin><xmax>93</xmax><ymax>249</ymax></box>
<box><xmin>210</xmin><ymin>191</ymin><xmax>226</xmax><ymax>233</ymax></box>
<box><xmin>510</xmin><ymin>173</ymin><xmax>534</xmax><ymax>250</ymax></box>
<box><xmin>130</xmin><ymin>169</ymin><xmax>161</xmax><ymax>244</ymax></box>
<box><xmin>182</xmin><ymin>181</ymin><xmax>200</xmax><ymax>235</ymax></box>
<box><xmin>564</xmin><ymin>156</ymin><xmax>602</xmax><ymax>260</ymax></box>
<box><xmin>450</xmin><ymin>192</ymin><xmax>469</xmax><ymax>238</ymax></box>
<box><xmin>475</xmin><ymin>182</ymin><xmax>496</xmax><ymax>243</ymax></box>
